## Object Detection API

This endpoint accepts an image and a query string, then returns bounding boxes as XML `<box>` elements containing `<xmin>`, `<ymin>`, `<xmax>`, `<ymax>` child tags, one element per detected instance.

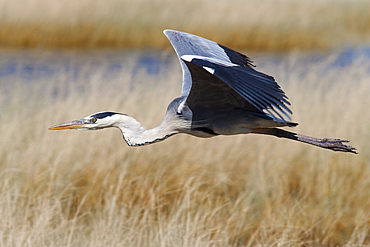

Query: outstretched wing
<box><xmin>164</xmin><ymin>30</ymin><xmax>254</xmax><ymax>95</ymax></box>
<box><xmin>164</xmin><ymin>29</ymin><xmax>292</xmax><ymax>121</ymax></box>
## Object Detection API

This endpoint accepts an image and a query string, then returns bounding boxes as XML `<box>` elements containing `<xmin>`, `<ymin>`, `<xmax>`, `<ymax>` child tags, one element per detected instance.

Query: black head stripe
<box><xmin>91</xmin><ymin>112</ymin><xmax>122</xmax><ymax>119</ymax></box>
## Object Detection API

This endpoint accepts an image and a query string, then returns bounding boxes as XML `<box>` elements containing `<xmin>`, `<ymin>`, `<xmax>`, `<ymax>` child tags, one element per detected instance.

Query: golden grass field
<box><xmin>0</xmin><ymin>0</ymin><xmax>370</xmax><ymax>50</ymax></box>
<box><xmin>0</xmin><ymin>0</ymin><xmax>370</xmax><ymax>245</ymax></box>
<box><xmin>0</xmin><ymin>49</ymin><xmax>369</xmax><ymax>246</ymax></box>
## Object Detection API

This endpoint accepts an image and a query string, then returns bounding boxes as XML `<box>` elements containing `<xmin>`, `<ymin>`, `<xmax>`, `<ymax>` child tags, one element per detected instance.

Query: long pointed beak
<box><xmin>48</xmin><ymin>119</ymin><xmax>86</xmax><ymax>130</ymax></box>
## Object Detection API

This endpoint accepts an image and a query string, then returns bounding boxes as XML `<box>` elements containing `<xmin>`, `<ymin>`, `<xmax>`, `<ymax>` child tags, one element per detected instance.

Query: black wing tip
<box><xmin>218</xmin><ymin>44</ymin><xmax>256</xmax><ymax>68</ymax></box>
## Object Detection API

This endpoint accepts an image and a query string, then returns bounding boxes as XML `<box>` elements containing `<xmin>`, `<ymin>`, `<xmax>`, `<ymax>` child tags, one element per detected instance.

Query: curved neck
<box><xmin>114</xmin><ymin>115</ymin><xmax>179</xmax><ymax>146</ymax></box>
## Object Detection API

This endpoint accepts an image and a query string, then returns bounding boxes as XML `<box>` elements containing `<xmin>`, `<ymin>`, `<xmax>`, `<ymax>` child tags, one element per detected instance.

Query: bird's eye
<box><xmin>91</xmin><ymin>117</ymin><xmax>97</xmax><ymax>123</ymax></box>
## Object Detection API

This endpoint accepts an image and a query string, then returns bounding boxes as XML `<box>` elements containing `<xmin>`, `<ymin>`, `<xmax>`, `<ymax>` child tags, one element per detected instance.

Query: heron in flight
<box><xmin>49</xmin><ymin>30</ymin><xmax>356</xmax><ymax>153</ymax></box>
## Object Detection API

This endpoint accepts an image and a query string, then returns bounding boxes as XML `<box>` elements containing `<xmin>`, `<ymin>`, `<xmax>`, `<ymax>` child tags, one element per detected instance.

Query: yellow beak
<box><xmin>48</xmin><ymin>119</ymin><xmax>86</xmax><ymax>130</ymax></box>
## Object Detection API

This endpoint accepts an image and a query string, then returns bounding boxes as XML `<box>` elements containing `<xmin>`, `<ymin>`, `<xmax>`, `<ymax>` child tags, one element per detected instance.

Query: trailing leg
<box><xmin>251</xmin><ymin>128</ymin><xmax>357</xmax><ymax>154</ymax></box>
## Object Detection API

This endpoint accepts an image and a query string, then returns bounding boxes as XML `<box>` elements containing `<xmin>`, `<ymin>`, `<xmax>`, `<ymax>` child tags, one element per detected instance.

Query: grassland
<box><xmin>0</xmin><ymin>0</ymin><xmax>370</xmax><ymax>50</ymax></box>
<box><xmin>0</xmin><ymin>50</ymin><xmax>369</xmax><ymax>246</ymax></box>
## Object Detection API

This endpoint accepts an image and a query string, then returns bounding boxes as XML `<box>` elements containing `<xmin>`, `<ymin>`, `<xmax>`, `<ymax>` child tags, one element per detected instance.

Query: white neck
<box><xmin>113</xmin><ymin>115</ymin><xmax>179</xmax><ymax>146</ymax></box>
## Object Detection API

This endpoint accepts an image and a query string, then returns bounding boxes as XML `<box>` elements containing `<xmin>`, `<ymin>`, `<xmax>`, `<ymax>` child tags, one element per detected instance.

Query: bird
<box><xmin>49</xmin><ymin>29</ymin><xmax>357</xmax><ymax>153</ymax></box>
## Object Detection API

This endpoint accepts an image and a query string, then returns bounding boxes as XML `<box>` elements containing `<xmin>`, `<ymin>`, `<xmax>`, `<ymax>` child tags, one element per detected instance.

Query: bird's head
<box><xmin>48</xmin><ymin>112</ymin><xmax>126</xmax><ymax>131</ymax></box>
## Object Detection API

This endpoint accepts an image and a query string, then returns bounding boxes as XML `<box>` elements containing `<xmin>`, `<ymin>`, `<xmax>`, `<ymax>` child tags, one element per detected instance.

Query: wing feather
<box><xmin>164</xmin><ymin>29</ymin><xmax>255</xmax><ymax>97</ymax></box>
<box><xmin>182</xmin><ymin>56</ymin><xmax>292</xmax><ymax>121</ymax></box>
<box><xmin>164</xmin><ymin>29</ymin><xmax>293</xmax><ymax>122</ymax></box>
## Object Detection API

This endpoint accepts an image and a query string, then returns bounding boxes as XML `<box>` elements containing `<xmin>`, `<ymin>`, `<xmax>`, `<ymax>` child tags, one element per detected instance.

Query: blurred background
<box><xmin>1</xmin><ymin>0</ymin><xmax>369</xmax><ymax>50</ymax></box>
<box><xmin>1</xmin><ymin>0</ymin><xmax>370</xmax><ymax>246</ymax></box>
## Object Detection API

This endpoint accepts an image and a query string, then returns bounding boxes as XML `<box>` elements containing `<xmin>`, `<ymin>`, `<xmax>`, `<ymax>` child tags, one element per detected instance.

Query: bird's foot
<box><xmin>319</xmin><ymin>138</ymin><xmax>357</xmax><ymax>154</ymax></box>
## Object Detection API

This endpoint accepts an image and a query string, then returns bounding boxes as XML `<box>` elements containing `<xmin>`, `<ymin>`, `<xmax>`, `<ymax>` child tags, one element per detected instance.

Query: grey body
<box><xmin>49</xmin><ymin>30</ymin><xmax>356</xmax><ymax>153</ymax></box>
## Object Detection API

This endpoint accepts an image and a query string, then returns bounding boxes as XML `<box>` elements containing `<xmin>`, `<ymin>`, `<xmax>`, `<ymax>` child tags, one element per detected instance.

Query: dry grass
<box><xmin>0</xmin><ymin>0</ymin><xmax>370</xmax><ymax>50</ymax></box>
<box><xmin>1</xmin><ymin>50</ymin><xmax>370</xmax><ymax>246</ymax></box>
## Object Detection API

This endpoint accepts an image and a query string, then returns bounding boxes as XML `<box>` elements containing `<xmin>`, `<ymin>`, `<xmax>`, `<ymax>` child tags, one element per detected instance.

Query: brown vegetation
<box><xmin>0</xmin><ymin>50</ymin><xmax>369</xmax><ymax>246</ymax></box>
<box><xmin>0</xmin><ymin>0</ymin><xmax>370</xmax><ymax>50</ymax></box>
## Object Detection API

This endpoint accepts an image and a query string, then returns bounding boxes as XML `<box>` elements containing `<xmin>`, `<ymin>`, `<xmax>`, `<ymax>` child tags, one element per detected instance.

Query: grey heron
<box><xmin>49</xmin><ymin>29</ymin><xmax>356</xmax><ymax>153</ymax></box>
